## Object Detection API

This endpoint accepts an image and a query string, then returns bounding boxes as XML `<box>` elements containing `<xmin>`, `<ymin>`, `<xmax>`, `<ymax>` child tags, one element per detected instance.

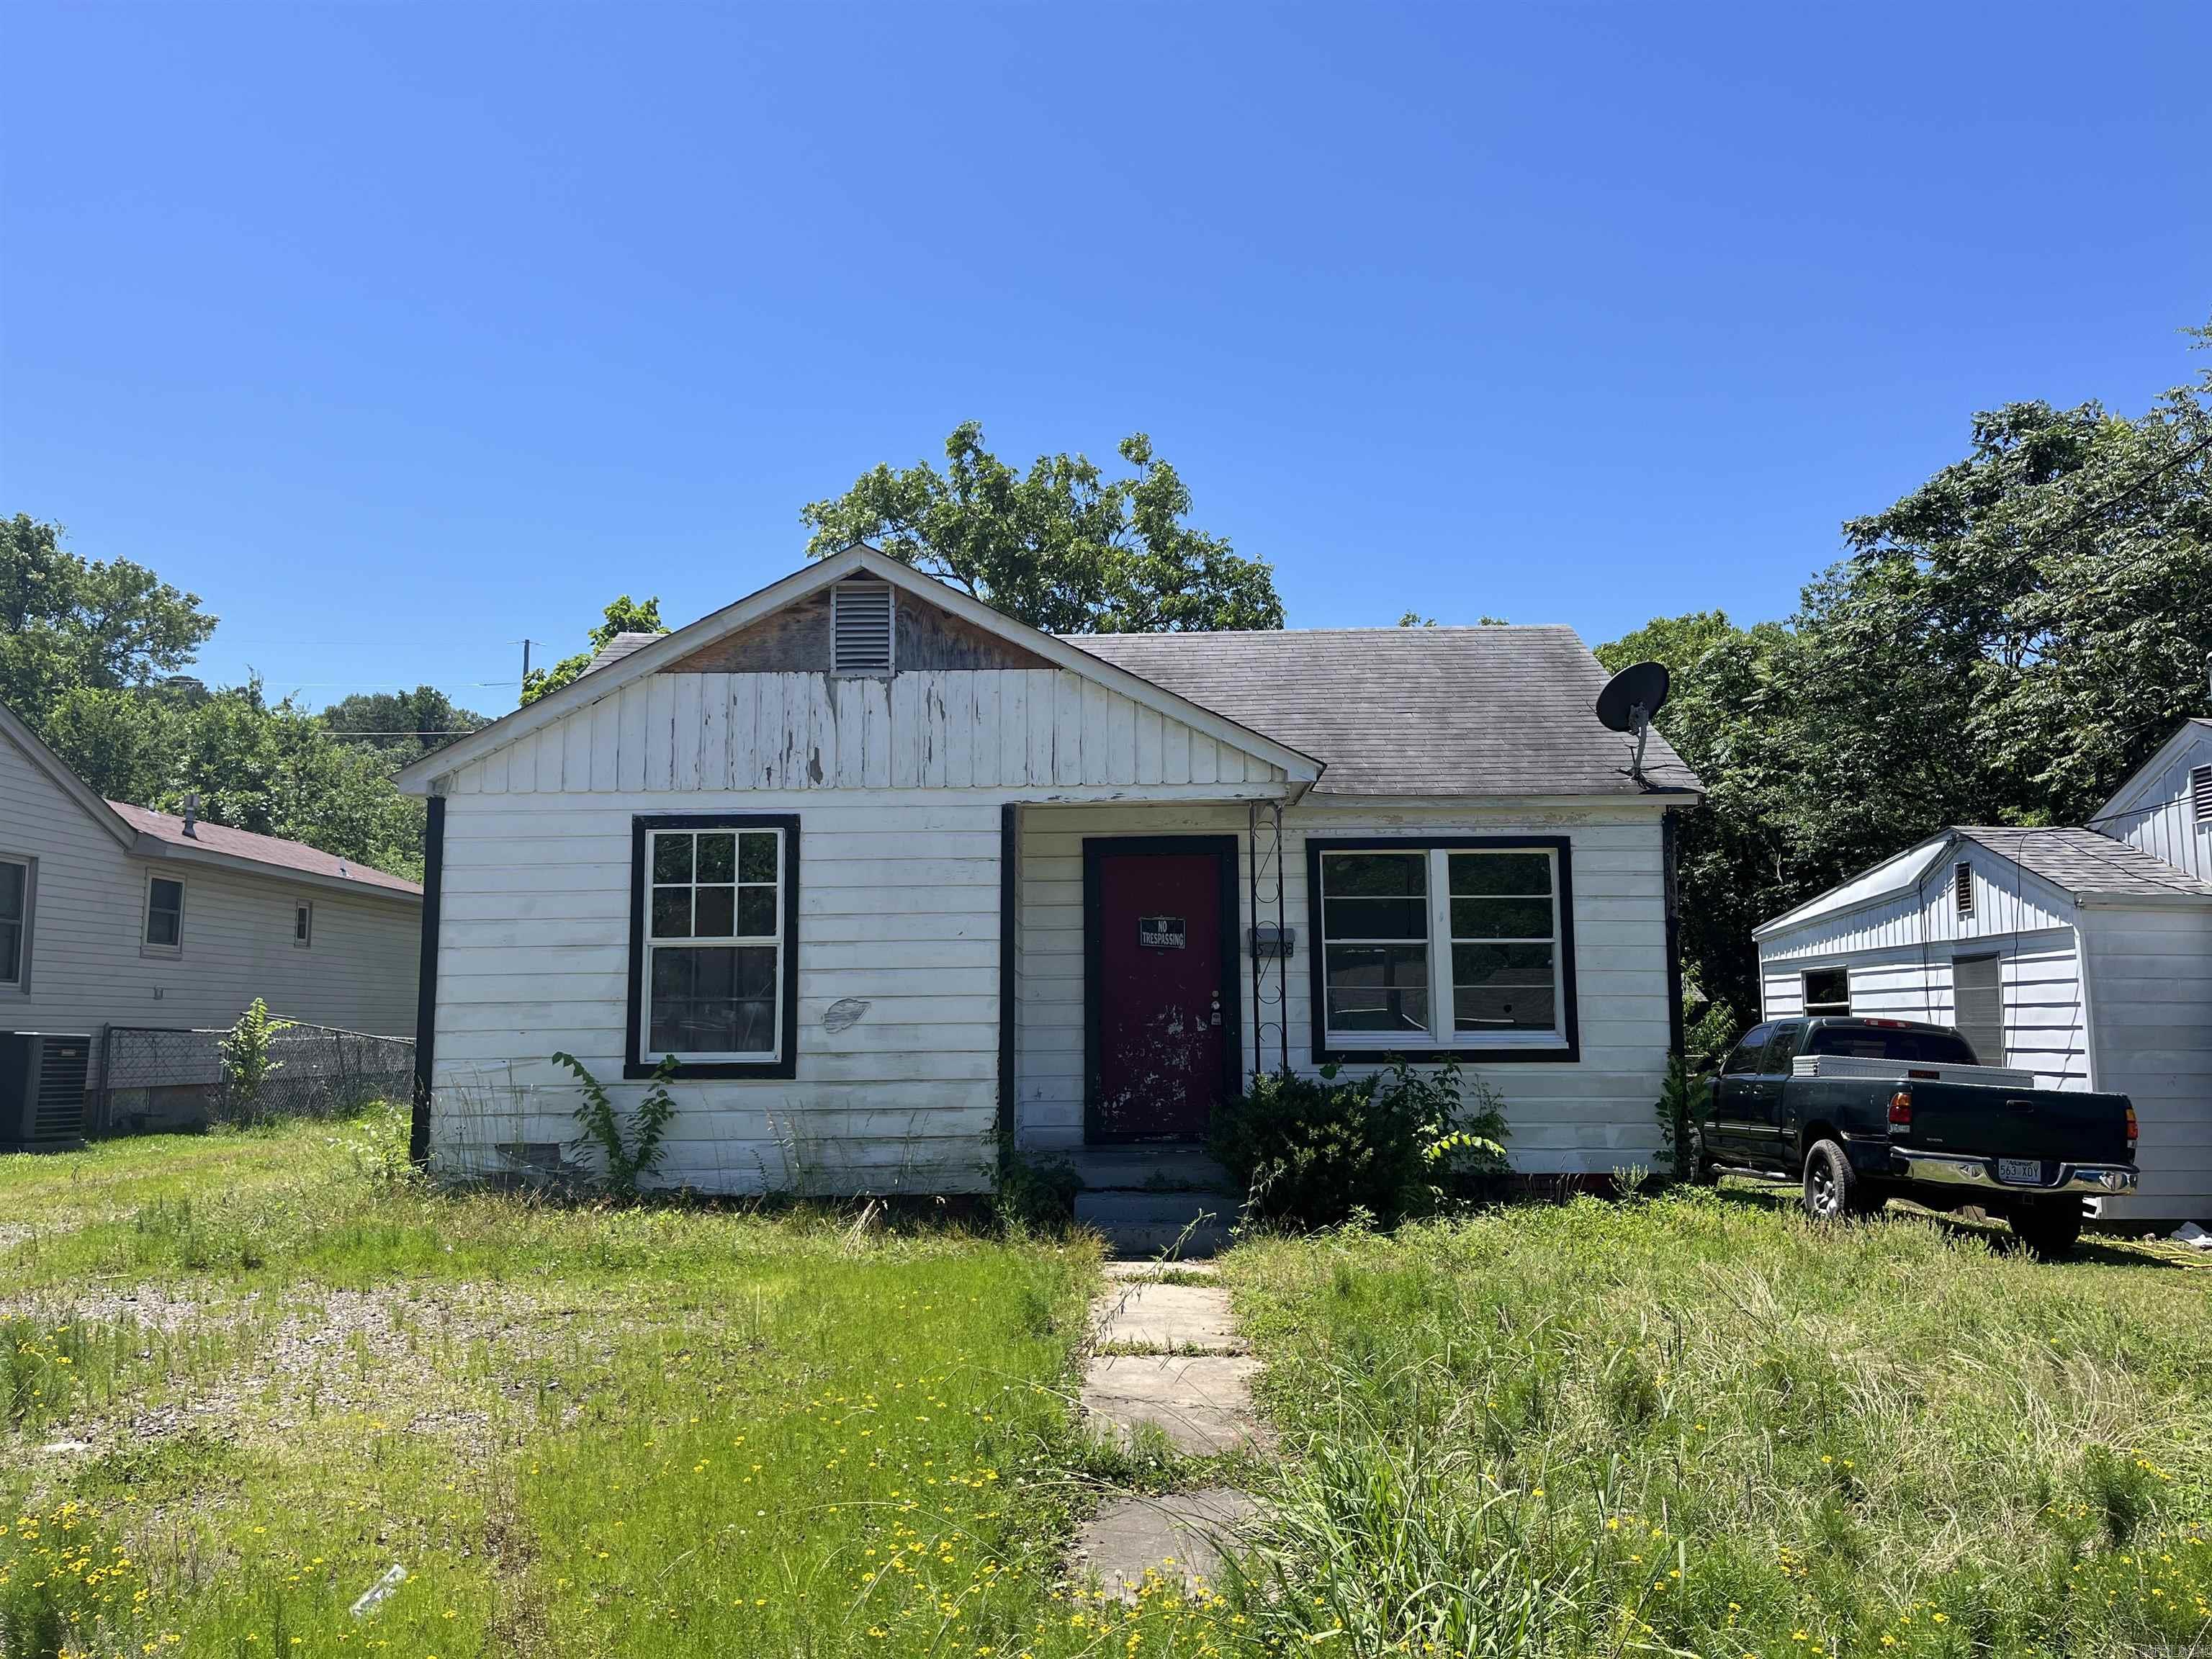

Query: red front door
<box><xmin>1089</xmin><ymin>842</ymin><xmax>1233</xmax><ymax>1141</ymax></box>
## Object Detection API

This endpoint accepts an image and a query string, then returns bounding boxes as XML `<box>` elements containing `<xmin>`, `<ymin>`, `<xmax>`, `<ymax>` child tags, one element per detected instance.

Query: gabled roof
<box><xmin>582</xmin><ymin>632</ymin><xmax>663</xmax><ymax>676</ymax></box>
<box><xmin>1756</xmin><ymin>822</ymin><xmax>2212</xmax><ymax>940</ymax></box>
<box><xmin>109</xmin><ymin>801</ymin><xmax>423</xmax><ymax>897</ymax></box>
<box><xmin>2095</xmin><ymin>716</ymin><xmax>2212</xmax><ymax>825</ymax></box>
<box><xmin>1065</xmin><ymin>626</ymin><xmax>1700</xmax><ymax>798</ymax></box>
<box><xmin>397</xmin><ymin>547</ymin><xmax>1324</xmax><ymax>792</ymax></box>
<box><xmin>1</xmin><ymin>696</ymin><xmax>420</xmax><ymax>902</ymax></box>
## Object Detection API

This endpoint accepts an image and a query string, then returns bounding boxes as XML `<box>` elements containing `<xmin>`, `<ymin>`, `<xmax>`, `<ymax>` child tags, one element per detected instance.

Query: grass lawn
<box><xmin>6</xmin><ymin>1119</ymin><xmax>2212</xmax><ymax>1659</ymax></box>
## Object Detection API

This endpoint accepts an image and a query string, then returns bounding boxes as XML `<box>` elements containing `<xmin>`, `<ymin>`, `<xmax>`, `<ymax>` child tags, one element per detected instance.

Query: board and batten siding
<box><xmin>441</xmin><ymin>670</ymin><xmax>1287</xmax><ymax>798</ymax></box>
<box><xmin>428</xmin><ymin>790</ymin><xmax>1006</xmax><ymax>1194</ymax></box>
<box><xmin>2099</xmin><ymin>725</ymin><xmax>2212</xmax><ymax>884</ymax></box>
<box><xmin>1014</xmin><ymin>799</ymin><xmax>1675</xmax><ymax>1174</ymax></box>
<box><xmin>0</xmin><ymin>731</ymin><xmax>419</xmax><ymax>1085</ymax></box>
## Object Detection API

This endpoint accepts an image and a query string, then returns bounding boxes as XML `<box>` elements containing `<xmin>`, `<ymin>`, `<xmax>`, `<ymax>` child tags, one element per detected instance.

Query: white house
<box><xmin>1753</xmin><ymin>716</ymin><xmax>2212</xmax><ymax>1223</ymax></box>
<box><xmin>1</xmin><ymin>699</ymin><xmax>423</xmax><ymax>1143</ymax></box>
<box><xmin>395</xmin><ymin>547</ymin><xmax>1700</xmax><ymax>1196</ymax></box>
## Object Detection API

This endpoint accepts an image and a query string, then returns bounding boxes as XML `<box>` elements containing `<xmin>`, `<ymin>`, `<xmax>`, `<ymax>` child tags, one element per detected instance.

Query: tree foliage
<box><xmin>1</xmin><ymin>513</ymin><xmax>215</xmax><ymax>716</ymax></box>
<box><xmin>801</xmin><ymin>423</ymin><xmax>1285</xmax><ymax>633</ymax></box>
<box><xmin>322</xmin><ymin>686</ymin><xmax>490</xmax><ymax>766</ymax></box>
<box><xmin>520</xmin><ymin>595</ymin><xmax>666</xmax><ymax>704</ymax></box>
<box><xmin>1606</xmin><ymin>330</ymin><xmax>2212</xmax><ymax>1044</ymax></box>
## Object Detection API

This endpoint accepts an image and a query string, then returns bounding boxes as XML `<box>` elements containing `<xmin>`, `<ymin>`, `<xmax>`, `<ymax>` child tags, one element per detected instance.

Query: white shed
<box><xmin>395</xmin><ymin>547</ymin><xmax>1701</xmax><ymax>1197</ymax></box>
<box><xmin>1753</xmin><ymin>719</ymin><xmax>2212</xmax><ymax>1223</ymax></box>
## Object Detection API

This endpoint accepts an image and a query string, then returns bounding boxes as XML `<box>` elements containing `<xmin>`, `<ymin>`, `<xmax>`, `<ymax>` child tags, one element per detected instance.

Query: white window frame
<box><xmin>142</xmin><ymin>872</ymin><xmax>186</xmax><ymax>958</ymax></box>
<box><xmin>637</xmin><ymin>822</ymin><xmax>789</xmax><ymax>1069</ymax></box>
<box><xmin>1313</xmin><ymin>841</ymin><xmax>1574</xmax><ymax>1058</ymax></box>
<box><xmin>0</xmin><ymin>854</ymin><xmax>31</xmax><ymax>992</ymax></box>
<box><xmin>1801</xmin><ymin>966</ymin><xmax>1851</xmax><ymax>1017</ymax></box>
<box><xmin>294</xmin><ymin>901</ymin><xmax>313</xmax><ymax>949</ymax></box>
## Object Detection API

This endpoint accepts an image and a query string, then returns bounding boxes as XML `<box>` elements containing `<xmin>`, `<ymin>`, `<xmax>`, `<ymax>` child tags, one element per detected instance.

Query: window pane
<box><xmin>1449</xmin><ymin>896</ymin><xmax>1555</xmax><ymax>940</ymax></box>
<box><xmin>652</xmin><ymin>834</ymin><xmax>693</xmax><ymax>883</ymax></box>
<box><xmin>737</xmin><ymin>886</ymin><xmax>776</xmax><ymax>937</ymax></box>
<box><xmin>739</xmin><ymin>832</ymin><xmax>778</xmax><ymax>884</ymax></box>
<box><xmin>0</xmin><ymin>920</ymin><xmax>18</xmax><ymax>983</ymax></box>
<box><xmin>1325</xmin><ymin>943</ymin><xmax>1430</xmax><ymax>1033</ymax></box>
<box><xmin>1326</xmin><ymin>852</ymin><xmax>1424</xmax><ymax>896</ymax></box>
<box><xmin>0</xmin><ymin>863</ymin><xmax>22</xmax><ymax>920</ymax></box>
<box><xmin>1802</xmin><ymin>968</ymin><xmax>1850</xmax><ymax>1012</ymax></box>
<box><xmin>693</xmin><ymin>886</ymin><xmax>736</xmax><ymax>938</ymax></box>
<box><xmin>1324</xmin><ymin>894</ymin><xmax>1429</xmax><ymax>940</ymax></box>
<box><xmin>648</xmin><ymin>945</ymin><xmax>776</xmax><ymax>1056</ymax></box>
<box><xmin>651</xmin><ymin>886</ymin><xmax>692</xmax><ymax>938</ymax></box>
<box><xmin>1452</xmin><ymin>943</ymin><xmax>1555</xmax><ymax>1030</ymax></box>
<box><xmin>697</xmin><ymin>833</ymin><xmax>736</xmax><ymax>883</ymax></box>
<box><xmin>1449</xmin><ymin>853</ymin><xmax>1552</xmax><ymax>897</ymax></box>
<box><xmin>152</xmin><ymin>878</ymin><xmax>183</xmax><ymax>913</ymax></box>
<box><xmin>148</xmin><ymin>908</ymin><xmax>179</xmax><ymax>948</ymax></box>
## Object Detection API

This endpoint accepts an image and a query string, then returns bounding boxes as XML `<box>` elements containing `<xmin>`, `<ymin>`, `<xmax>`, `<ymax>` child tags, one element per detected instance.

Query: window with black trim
<box><xmin>143</xmin><ymin>875</ymin><xmax>184</xmax><ymax>955</ymax></box>
<box><xmin>627</xmin><ymin>814</ymin><xmax>799</xmax><ymax>1078</ymax></box>
<box><xmin>1801</xmin><ymin>966</ymin><xmax>1851</xmax><ymax>1017</ymax></box>
<box><xmin>1308</xmin><ymin>837</ymin><xmax>1578</xmax><ymax>1062</ymax></box>
<box><xmin>1</xmin><ymin>857</ymin><xmax>27</xmax><ymax>988</ymax></box>
<box><xmin>294</xmin><ymin>902</ymin><xmax>313</xmax><ymax>949</ymax></box>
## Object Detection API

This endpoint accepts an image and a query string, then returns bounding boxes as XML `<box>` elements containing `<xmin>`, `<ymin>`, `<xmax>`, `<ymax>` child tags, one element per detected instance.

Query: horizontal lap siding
<box><xmin>1</xmin><ymin>734</ymin><xmax>419</xmax><ymax>1094</ymax></box>
<box><xmin>1014</xmin><ymin>800</ymin><xmax>1674</xmax><ymax>1174</ymax></box>
<box><xmin>2080</xmin><ymin>907</ymin><xmax>2212</xmax><ymax>1218</ymax></box>
<box><xmin>429</xmin><ymin>789</ymin><xmax>1004</xmax><ymax>1195</ymax></box>
<box><xmin>447</xmin><ymin>671</ymin><xmax>1287</xmax><ymax>797</ymax></box>
<box><xmin>2100</xmin><ymin>728</ymin><xmax>2212</xmax><ymax>884</ymax></box>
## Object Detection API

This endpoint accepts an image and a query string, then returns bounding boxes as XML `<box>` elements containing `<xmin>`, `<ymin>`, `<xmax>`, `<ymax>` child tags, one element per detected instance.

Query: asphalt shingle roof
<box><xmin>1061</xmin><ymin>626</ymin><xmax>1700</xmax><ymax>798</ymax></box>
<box><xmin>108</xmin><ymin>801</ymin><xmax>423</xmax><ymax>896</ymax></box>
<box><xmin>1953</xmin><ymin>825</ymin><xmax>2212</xmax><ymax>901</ymax></box>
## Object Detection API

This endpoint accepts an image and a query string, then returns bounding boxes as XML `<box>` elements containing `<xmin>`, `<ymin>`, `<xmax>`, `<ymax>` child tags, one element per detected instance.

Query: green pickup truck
<box><xmin>1692</xmin><ymin>1015</ymin><xmax>2138</xmax><ymax>1257</ymax></box>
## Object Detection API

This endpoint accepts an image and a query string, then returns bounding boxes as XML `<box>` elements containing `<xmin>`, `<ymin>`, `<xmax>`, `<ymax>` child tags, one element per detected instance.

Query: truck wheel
<box><xmin>1689</xmin><ymin>1125</ymin><xmax>1719</xmax><ymax>1187</ymax></box>
<box><xmin>1801</xmin><ymin>1138</ymin><xmax>1856</xmax><ymax>1222</ymax></box>
<box><xmin>2010</xmin><ymin>1200</ymin><xmax>2084</xmax><ymax>1261</ymax></box>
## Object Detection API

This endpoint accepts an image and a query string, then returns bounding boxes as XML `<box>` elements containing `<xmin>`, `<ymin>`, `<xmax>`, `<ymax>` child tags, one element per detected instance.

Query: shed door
<box><xmin>1953</xmin><ymin>953</ymin><xmax>2005</xmax><ymax>1066</ymax></box>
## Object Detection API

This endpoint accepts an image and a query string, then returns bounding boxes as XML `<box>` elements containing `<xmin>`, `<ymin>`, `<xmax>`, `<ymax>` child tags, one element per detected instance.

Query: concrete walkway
<box><xmin>1069</xmin><ymin>1259</ymin><xmax>1265</xmax><ymax>1601</ymax></box>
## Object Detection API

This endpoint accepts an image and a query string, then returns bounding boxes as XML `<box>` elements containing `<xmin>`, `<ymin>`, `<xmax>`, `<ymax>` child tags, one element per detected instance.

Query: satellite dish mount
<box><xmin>1594</xmin><ymin>661</ymin><xmax>1672</xmax><ymax>786</ymax></box>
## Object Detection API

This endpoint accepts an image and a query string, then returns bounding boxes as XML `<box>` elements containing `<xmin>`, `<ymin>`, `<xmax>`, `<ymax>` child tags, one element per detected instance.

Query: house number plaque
<box><xmin>1137</xmin><ymin>915</ymin><xmax>1187</xmax><ymax>950</ymax></box>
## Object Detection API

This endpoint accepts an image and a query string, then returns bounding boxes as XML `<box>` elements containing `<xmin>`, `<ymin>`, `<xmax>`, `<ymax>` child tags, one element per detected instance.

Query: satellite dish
<box><xmin>1595</xmin><ymin>661</ymin><xmax>1671</xmax><ymax>785</ymax></box>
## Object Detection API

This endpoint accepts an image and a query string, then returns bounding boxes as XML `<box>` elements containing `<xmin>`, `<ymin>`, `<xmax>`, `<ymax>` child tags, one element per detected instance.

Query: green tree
<box><xmin>1</xmin><ymin>514</ymin><xmax>216</xmax><ymax>721</ymax></box>
<box><xmin>801</xmin><ymin>423</ymin><xmax>1285</xmax><ymax>633</ymax></box>
<box><xmin>322</xmin><ymin>685</ymin><xmax>490</xmax><ymax>765</ymax></box>
<box><xmin>521</xmin><ymin>595</ymin><xmax>667</xmax><ymax>704</ymax></box>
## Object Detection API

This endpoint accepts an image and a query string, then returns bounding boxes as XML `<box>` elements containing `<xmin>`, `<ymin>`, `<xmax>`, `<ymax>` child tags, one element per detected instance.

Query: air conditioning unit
<box><xmin>1</xmin><ymin>1032</ymin><xmax>91</xmax><ymax>1149</ymax></box>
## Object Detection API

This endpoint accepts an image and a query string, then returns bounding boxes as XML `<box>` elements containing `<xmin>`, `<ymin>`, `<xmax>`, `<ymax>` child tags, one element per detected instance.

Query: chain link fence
<box><xmin>95</xmin><ymin>1022</ymin><xmax>415</xmax><ymax>1134</ymax></box>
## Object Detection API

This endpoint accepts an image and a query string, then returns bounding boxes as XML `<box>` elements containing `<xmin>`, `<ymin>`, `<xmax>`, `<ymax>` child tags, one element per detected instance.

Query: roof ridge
<box><xmin>1067</xmin><ymin>624</ymin><xmax>1581</xmax><ymax>639</ymax></box>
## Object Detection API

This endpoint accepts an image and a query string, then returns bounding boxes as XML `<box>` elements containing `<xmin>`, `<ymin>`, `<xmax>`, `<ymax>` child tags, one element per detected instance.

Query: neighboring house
<box><xmin>1</xmin><ymin>698</ymin><xmax>423</xmax><ymax>1143</ymax></box>
<box><xmin>1753</xmin><ymin>717</ymin><xmax>2212</xmax><ymax>1223</ymax></box>
<box><xmin>395</xmin><ymin>546</ymin><xmax>1701</xmax><ymax>1194</ymax></box>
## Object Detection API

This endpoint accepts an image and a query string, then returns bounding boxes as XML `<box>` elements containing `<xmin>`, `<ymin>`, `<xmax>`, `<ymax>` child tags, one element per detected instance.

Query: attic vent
<box><xmin>1954</xmin><ymin>860</ymin><xmax>1974</xmax><ymax>918</ymax></box>
<box><xmin>2193</xmin><ymin>763</ymin><xmax>2212</xmax><ymax>828</ymax></box>
<box><xmin>832</xmin><ymin>582</ymin><xmax>894</xmax><ymax>675</ymax></box>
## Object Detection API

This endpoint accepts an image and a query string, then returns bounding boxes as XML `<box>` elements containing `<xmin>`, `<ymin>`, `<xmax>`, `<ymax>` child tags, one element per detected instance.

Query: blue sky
<box><xmin>4</xmin><ymin>2</ymin><xmax>2206</xmax><ymax>718</ymax></box>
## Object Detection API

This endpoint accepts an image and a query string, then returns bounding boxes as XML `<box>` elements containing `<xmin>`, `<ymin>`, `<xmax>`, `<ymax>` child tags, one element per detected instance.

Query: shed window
<box><xmin>831</xmin><ymin>582</ymin><xmax>894</xmax><ymax>675</ymax></box>
<box><xmin>0</xmin><ymin>858</ymin><xmax>27</xmax><ymax>987</ymax></box>
<box><xmin>144</xmin><ymin>876</ymin><xmax>184</xmax><ymax>954</ymax></box>
<box><xmin>1310</xmin><ymin>839</ymin><xmax>1576</xmax><ymax>1061</ymax></box>
<box><xmin>1954</xmin><ymin>861</ymin><xmax>1974</xmax><ymax>917</ymax></box>
<box><xmin>1802</xmin><ymin>966</ymin><xmax>1851</xmax><ymax>1017</ymax></box>
<box><xmin>294</xmin><ymin>902</ymin><xmax>313</xmax><ymax>949</ymax></box>
<box><xmin>2193</xmin><ymin>764</ymin><xmax>2211</xmax><ymax>828</ymax></box>
<box><xmin>627</xmin><ymin>814</ymin><xmax>799</xmax><ymax>1078</ymax></box>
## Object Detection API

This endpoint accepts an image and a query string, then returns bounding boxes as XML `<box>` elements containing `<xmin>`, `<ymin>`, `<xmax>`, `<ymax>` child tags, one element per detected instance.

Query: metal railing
<box><xmin>95</xmin><ymin>1021</ymin><xmax>414</xmax><ymax>1134</ymax></box>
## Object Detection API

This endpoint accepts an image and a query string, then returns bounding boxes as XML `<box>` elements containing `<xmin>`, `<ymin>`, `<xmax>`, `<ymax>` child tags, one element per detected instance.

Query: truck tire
<box><xmin>1801</xmin><ymin>1138</ymin><xmax>1856</xmax><ymax>1222</ymax></box>
<box><xmin>2010</xmin><ymin>1199</ymin><xmax>2084</xmax><ymax>1261</ymax></box>
<box><xmin>1689</xmin><ymin>1124</ymin><xmax>1719</xmax><ymax>1187</ymax></box>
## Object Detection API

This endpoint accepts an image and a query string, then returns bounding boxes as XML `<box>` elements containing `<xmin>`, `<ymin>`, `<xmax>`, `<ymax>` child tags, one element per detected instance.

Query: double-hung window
<box><xmin>626</xmin><ymin>814</ymin><xmax>799</xmax><ymax>1078</ymax></box>
<box><xmin>143</xmin><ymin>875</ymin><xmax>184</xmax><ymax>956</ymax></box>
<box><xmin>1</xmin><ymin>857</ymin><xmax>28</xmax><ymax>989</ymax></box>
<box><xmin>1309</xmin><ymin>837</ymin><xmax>1577</xmax><ymax>1061</ymax></box>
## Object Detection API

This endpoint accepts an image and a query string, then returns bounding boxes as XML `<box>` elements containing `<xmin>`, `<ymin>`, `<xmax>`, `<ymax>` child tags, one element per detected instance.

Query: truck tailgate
<box><xmin>1902</xmin><ymin>1082</ymin><xmax>2133</xmax><ymax>1164</ymax></box>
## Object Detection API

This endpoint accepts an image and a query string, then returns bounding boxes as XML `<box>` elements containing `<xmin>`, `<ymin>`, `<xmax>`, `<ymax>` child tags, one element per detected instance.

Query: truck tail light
<box><xmin>1887</xmin><ymin>1089</ymin><xmax>1913</xmax><ymax>1134</ymax></box>
<box><xmin>2125</xmin><ymin>1104</ymin><xmax>2138</xmax><ymax>1148</ymax></box>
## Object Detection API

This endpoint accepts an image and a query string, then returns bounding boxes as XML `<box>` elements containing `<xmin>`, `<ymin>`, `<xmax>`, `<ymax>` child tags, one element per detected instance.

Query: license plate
<box><xmin>1998</xmin><ymin>1158</ymin><xmax>2044</xmax><ymax>1185</ymax></box>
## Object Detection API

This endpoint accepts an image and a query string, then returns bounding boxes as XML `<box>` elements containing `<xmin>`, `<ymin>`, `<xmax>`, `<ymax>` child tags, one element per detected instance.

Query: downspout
<box><xmin>1663</xmin><ymin>806</ymin><xmax>1686</xmax><ymax>1065</ymax></box>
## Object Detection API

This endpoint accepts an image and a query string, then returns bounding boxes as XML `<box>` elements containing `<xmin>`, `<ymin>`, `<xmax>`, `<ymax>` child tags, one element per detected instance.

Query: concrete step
<box><xmin>1076</xmin><ymin>1189</ymin><xmax>1236</xmax><ymax>1259</ymax></box>
<box><xmin>1067</xmin><ymin>1145</ymin><xmax>1232</xmax><ymax>1193</ymax></box>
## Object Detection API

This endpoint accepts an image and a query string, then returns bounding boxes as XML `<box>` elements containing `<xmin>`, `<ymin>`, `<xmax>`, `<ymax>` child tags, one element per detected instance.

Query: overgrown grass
<box><xmin>0</xmin><ymin>1112</ymin><xmax>1234</xmax><ymax>1657</ymax></box>
<box><xmin>1221</xmin><ymin>1187</ymin><xmax>2212</xmax><ymax>1656</ymax></box>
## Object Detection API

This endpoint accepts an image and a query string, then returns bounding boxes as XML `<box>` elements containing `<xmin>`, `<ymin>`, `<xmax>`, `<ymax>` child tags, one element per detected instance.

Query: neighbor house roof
<box><xmin>1951</xmin><ymin>825</ymin><xmax>2212</xmax><ymax>902</ymax></box>
<box><xmin>108</xmin><ymin>801</ymin><xmax>423</xmax><ymax>898</ymax></box>
<box><xmin>581</xmin><ymin>632</ymin><xmax>664</xmax><ymax>675</ymax></box>
<box><xmin>1063</xmin><ymin>626</ymin><xmax>1701</xmax><ymax>798</ymax></box>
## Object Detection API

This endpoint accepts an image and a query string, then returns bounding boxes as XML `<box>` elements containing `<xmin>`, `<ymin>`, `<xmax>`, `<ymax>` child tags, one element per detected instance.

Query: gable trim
<box><xmin>2094</xmin><ymin>717</ymin><xmax>2212</xmax><ymax>825</ymax></box>
<box><xmin>395</xmin><ymin>547</ymin><xmax>1323</xmax><ymax>793</ymax></box>
<box><xmin>0</xmin><ymin>700</ymin><xmax>140</xmax><ymax>850</ymax></box>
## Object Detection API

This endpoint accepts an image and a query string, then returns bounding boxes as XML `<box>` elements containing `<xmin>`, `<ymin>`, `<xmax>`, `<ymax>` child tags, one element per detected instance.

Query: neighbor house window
<box><xmin>626</xmin><ymin>814</ymin><xmax>799</xmax><ymax>1079</ymax></box>
<box><xmin>1309</xmin><ymin>838</ymin><xmax>1576</xmax><ymax>1061</ymax></box>
<box><xmin>1</xmin><ymin>857</ymin><xmax>27</xmax><ymax>988</ymax></box>
<box><xmin>1802</xmin><ymin>966</ymin><xmax>1851</xmax><ymax>1017</ymax></box>
<box><xmin>294</xmin><ymin>902</ymin><xmax>313</xmax><ymax>949</ymax></box>
<box><xmin>143</xmin><ymin>875</ymin><xmax>184</xmax><ymax>955</ymax></box>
